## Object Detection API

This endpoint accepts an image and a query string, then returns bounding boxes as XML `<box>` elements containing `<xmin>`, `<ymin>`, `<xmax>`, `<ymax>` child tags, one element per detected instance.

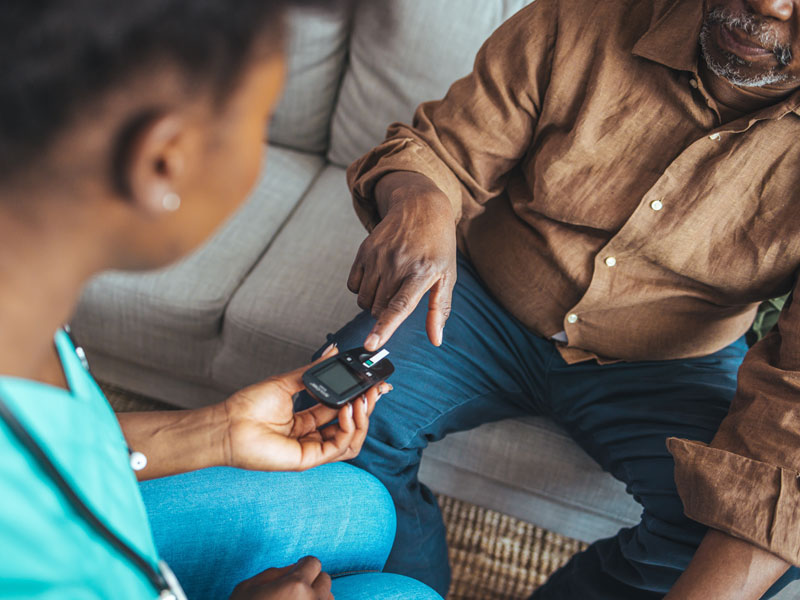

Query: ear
<box><xmin>116</xmin><ymin>112</ymin><xmax>189</xmax><ymax>217</ymax></box>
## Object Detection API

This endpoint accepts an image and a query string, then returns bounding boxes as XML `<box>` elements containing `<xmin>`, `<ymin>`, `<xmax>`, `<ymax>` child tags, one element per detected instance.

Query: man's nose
<box><xmin>746</xmin><ymin>0</ymin><xmax>795</xmax><ymax>21</ymax></box>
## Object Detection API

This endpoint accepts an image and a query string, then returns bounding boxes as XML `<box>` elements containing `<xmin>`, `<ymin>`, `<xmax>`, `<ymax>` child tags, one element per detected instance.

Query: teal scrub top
<box><xmin>0</xmin><ymin>330</ymin><xmax>161</xmax><ymax>599</ymax></box>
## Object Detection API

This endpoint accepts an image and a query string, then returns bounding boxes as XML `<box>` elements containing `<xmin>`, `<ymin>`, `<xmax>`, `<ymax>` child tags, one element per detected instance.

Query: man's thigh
<box><xmin>312</xmin><ymin>254</ymin><xmax>553</xmax><ymax>451</ymax></box>
<box><xmin>548</xmin><ymin>338</ymin><xmax>748</xmax><ymax>489</ymax></box>
<box><xmin>535</xmin><ymin>339</ymin><xmax>749</xmax><ymax>597</ymax></box>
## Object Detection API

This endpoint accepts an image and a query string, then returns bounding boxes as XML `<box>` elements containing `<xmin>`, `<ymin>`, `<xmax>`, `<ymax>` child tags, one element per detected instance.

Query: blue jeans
<box><xmin>140</xmin><ymin>463</ymin><xmax>441</xmax><ymax>600</ymax></box>
<box><xmin>313</xmin><ymin>253</ymin><xmax>800</xmax><ymax>599</ymax></box>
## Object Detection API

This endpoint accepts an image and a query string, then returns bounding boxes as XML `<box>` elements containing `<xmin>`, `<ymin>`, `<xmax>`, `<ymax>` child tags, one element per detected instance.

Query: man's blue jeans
<box><xmin>140</xmin><ymin>463</ymin><xmax>441</xmax><ymax>600</ymax></box>
<box><xmin>317</xmin><ymin>253</ymin><xmax>800</xmax><ymax>598</ymax></box>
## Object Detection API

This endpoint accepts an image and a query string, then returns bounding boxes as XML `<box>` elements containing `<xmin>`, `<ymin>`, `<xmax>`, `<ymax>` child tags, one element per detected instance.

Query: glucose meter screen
<box><xmin>316</xmin><ymin>363</ymin><xmax>360</xmax><ymax>395</ymax></box>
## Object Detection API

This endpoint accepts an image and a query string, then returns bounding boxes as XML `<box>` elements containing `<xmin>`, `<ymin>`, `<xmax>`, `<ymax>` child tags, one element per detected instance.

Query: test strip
<box><xmin>363</xmin><ymin>349</ymin><xmax>389</xmax><ymax>367</ymax></box>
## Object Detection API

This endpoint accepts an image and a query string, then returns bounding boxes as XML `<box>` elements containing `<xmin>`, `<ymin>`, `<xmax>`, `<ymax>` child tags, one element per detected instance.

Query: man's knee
<box><xmin>623</xmin><ymin>455</ymin><xmax>707</xmax><ymax>551</ymax></box>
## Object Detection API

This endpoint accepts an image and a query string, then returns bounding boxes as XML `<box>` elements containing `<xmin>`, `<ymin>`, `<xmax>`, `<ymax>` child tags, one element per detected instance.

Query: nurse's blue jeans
<box><xmin>140</xmin><ymin>464</ymin><xmax>440</xmax><ymax>600</ymax></box>
<box><xmin>312</xmin><ymin>253</ymin><xmax>800</xmax><ymax>599</ymax></box>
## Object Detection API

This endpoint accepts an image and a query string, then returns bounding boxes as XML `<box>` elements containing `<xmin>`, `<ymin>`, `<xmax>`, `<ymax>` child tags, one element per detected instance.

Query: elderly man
<box><xmin>323</xmin><ymin>0</ymin><xmax>800</xmax><ymax>597</ymax></box>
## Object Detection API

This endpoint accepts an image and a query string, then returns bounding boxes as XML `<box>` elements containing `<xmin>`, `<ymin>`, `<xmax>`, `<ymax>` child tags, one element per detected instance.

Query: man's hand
<box><xmin>221</xmin><ymin>344</ymin><xmax>388</xmax><ymax>472</ymax></box>
<box><xmin>349</xmin><ymin>171</ymin><xmax>458</xmax><ymax>351</ymax></box>
<box><xmin>229</xmin><ymin>556</ymin><xmax>333</xmax><ymax>600</ymax></box>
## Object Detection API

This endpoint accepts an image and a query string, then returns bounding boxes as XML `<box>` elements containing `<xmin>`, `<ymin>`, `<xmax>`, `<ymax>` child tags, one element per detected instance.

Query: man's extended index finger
<box><xmin>365</xmin><ymin>275</ymin><xmax>434</xmax><ymax>351</ymax></box>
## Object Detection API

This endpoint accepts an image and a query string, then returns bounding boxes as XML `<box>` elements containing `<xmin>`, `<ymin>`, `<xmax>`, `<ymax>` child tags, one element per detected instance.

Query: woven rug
<box><xmin>103</xmin><ymin>384</ymin><xmax>587</xmax><ymax>599</ymax></box>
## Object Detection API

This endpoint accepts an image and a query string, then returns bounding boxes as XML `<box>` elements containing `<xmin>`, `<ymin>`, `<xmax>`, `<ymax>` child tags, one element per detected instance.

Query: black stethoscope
<box><xmin>0</xmin><ymin>341</ymin><xmax>187</xmax><ymax>599</ymax></box>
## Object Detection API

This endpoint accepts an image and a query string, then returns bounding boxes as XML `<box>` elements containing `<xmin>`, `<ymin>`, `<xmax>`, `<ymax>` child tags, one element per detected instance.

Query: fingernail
<box><xmin>362</xmin><ymin>395</ymin><xmax>368</xmax><ymax>411</ymax></box>
<box><xmin>323</xmin><ymin>342</ymin><xmax>337</xmax><ymax>354</ymax></box>
<box><xmin>365</xmin><ymin>334</ymin><xmax>380</xmax><ymax>349</ymax></box>
<box><xmin>347</xmin><ymin>403</ymin><xmax>353</xmax><ymax>418</ymax></box>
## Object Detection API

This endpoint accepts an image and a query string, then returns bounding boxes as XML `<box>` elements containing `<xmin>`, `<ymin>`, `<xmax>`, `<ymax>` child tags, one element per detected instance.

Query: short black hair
<box><xmin>0</xmin><ymin>0</ymin><xmax>292</xmax><ymax>179</ymax></box>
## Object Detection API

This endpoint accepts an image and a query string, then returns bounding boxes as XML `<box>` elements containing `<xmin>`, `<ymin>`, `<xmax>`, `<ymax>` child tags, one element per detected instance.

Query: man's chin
<box><xmin>701</xmin><ymin>31</ymin><xmax>788</xmax><ymax>87</ymax></box>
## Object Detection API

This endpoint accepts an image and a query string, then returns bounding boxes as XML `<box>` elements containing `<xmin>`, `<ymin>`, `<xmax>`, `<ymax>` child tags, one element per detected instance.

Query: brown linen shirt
<box><xmin>347</xmin><ymin>0</ymin><xmax>800</xmax><ymax>565</ymax></box>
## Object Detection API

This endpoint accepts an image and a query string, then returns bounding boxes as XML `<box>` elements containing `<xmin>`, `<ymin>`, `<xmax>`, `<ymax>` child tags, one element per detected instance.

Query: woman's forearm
<box><xmin>665</xmin><ymin>529</ymin><xmax>790</xmax><ymax>600</ymax></box>
<box><xmin>117</xmin><ymin>406</ymin><xmax>228</xmax><ymax>480</ymax></box>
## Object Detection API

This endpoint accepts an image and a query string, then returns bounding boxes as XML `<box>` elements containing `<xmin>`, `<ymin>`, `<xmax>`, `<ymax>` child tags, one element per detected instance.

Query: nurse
<box><xmin>0</xmin><ymin>1</ymin><xmax>440</xmax><ymax>599</ymax></box>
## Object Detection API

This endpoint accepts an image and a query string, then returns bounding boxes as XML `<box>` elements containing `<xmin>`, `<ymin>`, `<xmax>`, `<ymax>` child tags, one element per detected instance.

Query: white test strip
<box><xmin>363</xmin><ymin>348</ymin><xmax>389</xmax><ymax>367</ymax></box>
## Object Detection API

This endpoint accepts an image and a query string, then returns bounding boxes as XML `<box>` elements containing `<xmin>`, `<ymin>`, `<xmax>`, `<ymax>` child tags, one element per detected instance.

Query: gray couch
<box><xmin>72</xmin><ymin>2</ymin><xmax>798</xmax><ymax>596</ymax></box>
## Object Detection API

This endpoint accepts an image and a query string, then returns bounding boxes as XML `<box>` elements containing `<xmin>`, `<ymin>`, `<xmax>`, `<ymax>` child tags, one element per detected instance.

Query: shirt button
<box><xmin>689</xmin><ymin>78</ymin><xmax>698</xmax><ymax>88</ymax></box>
<box><xmin>604</xmin><ymin>256</ymin><xmax>617</xmax><ymax>267</ymax></box>
<box><xmin>567</xmin><ymin>313</ymin><xmax>579</xmax><ymax>324</ymax></box>
<box><xmin>650</xmin><ymin>199</ymin><xmax>663</xmax><ymax>211</ymax></box>
<box><xmin>709</xmin><ymin>132</ymin><xmax>721</xmax><ymax>140</ymax></box>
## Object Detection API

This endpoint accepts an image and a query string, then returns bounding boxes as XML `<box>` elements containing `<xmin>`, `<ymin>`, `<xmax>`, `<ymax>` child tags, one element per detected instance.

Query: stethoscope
<box><xmin>0</xmin><ymin>335</ymin><xmax>188</xmax><ymax>600</ymax></box>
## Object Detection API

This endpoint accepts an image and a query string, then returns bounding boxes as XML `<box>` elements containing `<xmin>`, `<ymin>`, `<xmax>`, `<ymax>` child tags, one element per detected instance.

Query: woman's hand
<box><xmin>229</xmin><ymin>556</ymin><xmax>333</xmax><ymax>600</ymax></box>
<box><xmin>221</xmin><ymin>344</ymin><xmax>389</xmax><ymax>472</ymax></box>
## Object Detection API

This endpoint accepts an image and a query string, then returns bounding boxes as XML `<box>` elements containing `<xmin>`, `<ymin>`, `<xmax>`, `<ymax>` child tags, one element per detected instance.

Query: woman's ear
<box><xmin>115</xmin><ymin>112</ymin><xmax>191</xmax><ymax>217</ymax></box>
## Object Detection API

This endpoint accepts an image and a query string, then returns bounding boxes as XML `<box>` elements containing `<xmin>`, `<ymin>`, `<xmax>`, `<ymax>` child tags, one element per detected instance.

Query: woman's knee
<box><xmin>320</xmin><ymin>462</ymin><xmax>397</xmax><ymax>562</ymax></box>
<box><xmin>141</xmin><ymin>463</ymin><xmax>397</xmax><ymax>574</ymax></box>
<box><xmin>279</xmin><ymin>462</ymin><xmax>396</xmax><ymax>573</ymax></box>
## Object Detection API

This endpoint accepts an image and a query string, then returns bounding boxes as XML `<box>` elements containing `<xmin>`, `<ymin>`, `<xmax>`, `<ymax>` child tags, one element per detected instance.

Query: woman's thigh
<box><xmin>332</xmin><ymin>572</ymin><xmax>443</xmax><ymax>600</ymax></box>
<box><xmin>140</xmin><ymin>463</ymin><xmax>395</xmax><ymax>600</ymax></box>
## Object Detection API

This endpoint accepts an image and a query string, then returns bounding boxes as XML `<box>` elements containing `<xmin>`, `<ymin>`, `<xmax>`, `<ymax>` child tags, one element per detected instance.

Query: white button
<box><xmin>129</xmin><ymin>451</ymin><xmax>148</xmax><ymax>471</ymax></box>
<box><xmin>689</xmin><ymin>78</ymin><xmax>698</xmax><ymax>88</ymax></box>
<box><xmin>709</xmin><ymin>132</ymin><xmax>721</xmax><ymax>140</ymax></box>
<box><xmin>604</xmin><ymin>256</ymin><xmax>617</xmax><ymax>267</ymax></box>
<box><xmin>650</xmin><ymin>199</ymin><xmax>663</xmax><ymax>211</ymax></box>
<box><xmin>567</xmin><ymin>313</ymin><xmax>579</xmax><ymax>324</ymax></box>
<box><xmin>75</xmin><ymin>346</ymin><xmax>89</xmax><ymax>370</ymax></box>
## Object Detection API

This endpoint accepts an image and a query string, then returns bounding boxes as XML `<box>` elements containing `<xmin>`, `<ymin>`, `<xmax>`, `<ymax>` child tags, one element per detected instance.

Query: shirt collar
<box><xmin>632</xmin><ymin>0</ymin><xmax>800</xmax><ymax>118</ymax></box>
<box><xmin>632</xmin><ymin>0</ymin><xmax>702</xmax><ymax>73</ymax></box>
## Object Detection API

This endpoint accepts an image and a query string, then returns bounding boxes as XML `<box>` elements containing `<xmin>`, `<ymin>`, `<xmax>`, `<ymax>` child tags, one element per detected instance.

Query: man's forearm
<box><xmin>117</xmin><ymin>406</ymin><xmax>228</xmax><ymax>480</ymax></box>
<box><xmin>666</xmin><ymin>528</ymin><xmax>790</xmax><ymax>599</ymax></box>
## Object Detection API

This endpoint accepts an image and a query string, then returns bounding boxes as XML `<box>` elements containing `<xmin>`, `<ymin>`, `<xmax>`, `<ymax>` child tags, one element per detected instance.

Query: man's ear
<box><xmin>114</xmin><ymin>111</ymin><xmax>189</xmax><ymax>217</ymax></box>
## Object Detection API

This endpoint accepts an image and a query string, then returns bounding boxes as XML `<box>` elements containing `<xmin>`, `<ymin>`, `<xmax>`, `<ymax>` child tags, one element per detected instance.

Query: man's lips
<box><xmin>715</xmin><ymin>23</ymin><xmax>772</xmax><ymax>58</ymax></box>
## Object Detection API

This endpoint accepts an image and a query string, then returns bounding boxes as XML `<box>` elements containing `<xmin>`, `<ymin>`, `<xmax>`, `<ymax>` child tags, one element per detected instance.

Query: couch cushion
<box><xmin>214</xmin><ymin>164</ymin><xmax>363</xmax><ymax>389</ymax></box>
<box><xmin>72</xmin><ymin>146</ymin><xmax>325</xmax><ymax>379</ymax></box>
<box><xmin>420</xmin><ymin>416</ymin><xmax>641</xmax><ymax>543</ymax></box>
<box><xmin>269</xmin><ymin>4</ymin><xmax>352</xmax><ymax>154</ymax></box>
<box><xmin>328</xmin><ymin>0</ymin><xmax>535</xmax><ymax>167</ymax></box>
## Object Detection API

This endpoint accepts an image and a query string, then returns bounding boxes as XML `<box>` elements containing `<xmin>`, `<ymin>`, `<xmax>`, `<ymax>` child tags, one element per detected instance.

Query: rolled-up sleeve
<box><xmin>346</xmin><ymin>0</ymin><xmax>557</xmax><ymax>231</ymax></box>
<box><xmin>669</xmin><ymin>279</ymin><xmax>800</xmax><ymax>564</ymax></box>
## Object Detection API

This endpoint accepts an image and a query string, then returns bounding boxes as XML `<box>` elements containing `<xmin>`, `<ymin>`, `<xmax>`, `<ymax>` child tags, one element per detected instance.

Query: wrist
<box><xmin>117</xmin><ymin>405</ymin><xmax>230</xmax><ymax>480</ymax></box>
<box><xmin>159</xmin><ymin>406</ymin><xmax>229</xmax><ymax>474</ymax></box>
<box><xmin>206</xmin><ymin>401</ymin><xmax>233</xmax><ymax>469</ymax></box>
<box><xmin>374</xmin><ymin>171</ymin><xmax>456</xmax><ymax>223</ymax></box>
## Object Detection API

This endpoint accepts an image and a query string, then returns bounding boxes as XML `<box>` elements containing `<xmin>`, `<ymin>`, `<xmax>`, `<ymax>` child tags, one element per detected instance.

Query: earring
<box><xmin>162</xmin><ymin>192</ymin><xmax>181</xmax><ymax>212</ymax></box>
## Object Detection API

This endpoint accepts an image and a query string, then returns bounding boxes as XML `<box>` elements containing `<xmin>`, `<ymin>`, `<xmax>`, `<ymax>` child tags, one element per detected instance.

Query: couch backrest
<box><xmin>327</xmin><ymin>0</ymin><xmax>535</xmax><ymax>168</ymax></box>
<box><xmin>269</xmin><ymin>4</ymin><xmax>352</xmax><ymax>154</ymax></box>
